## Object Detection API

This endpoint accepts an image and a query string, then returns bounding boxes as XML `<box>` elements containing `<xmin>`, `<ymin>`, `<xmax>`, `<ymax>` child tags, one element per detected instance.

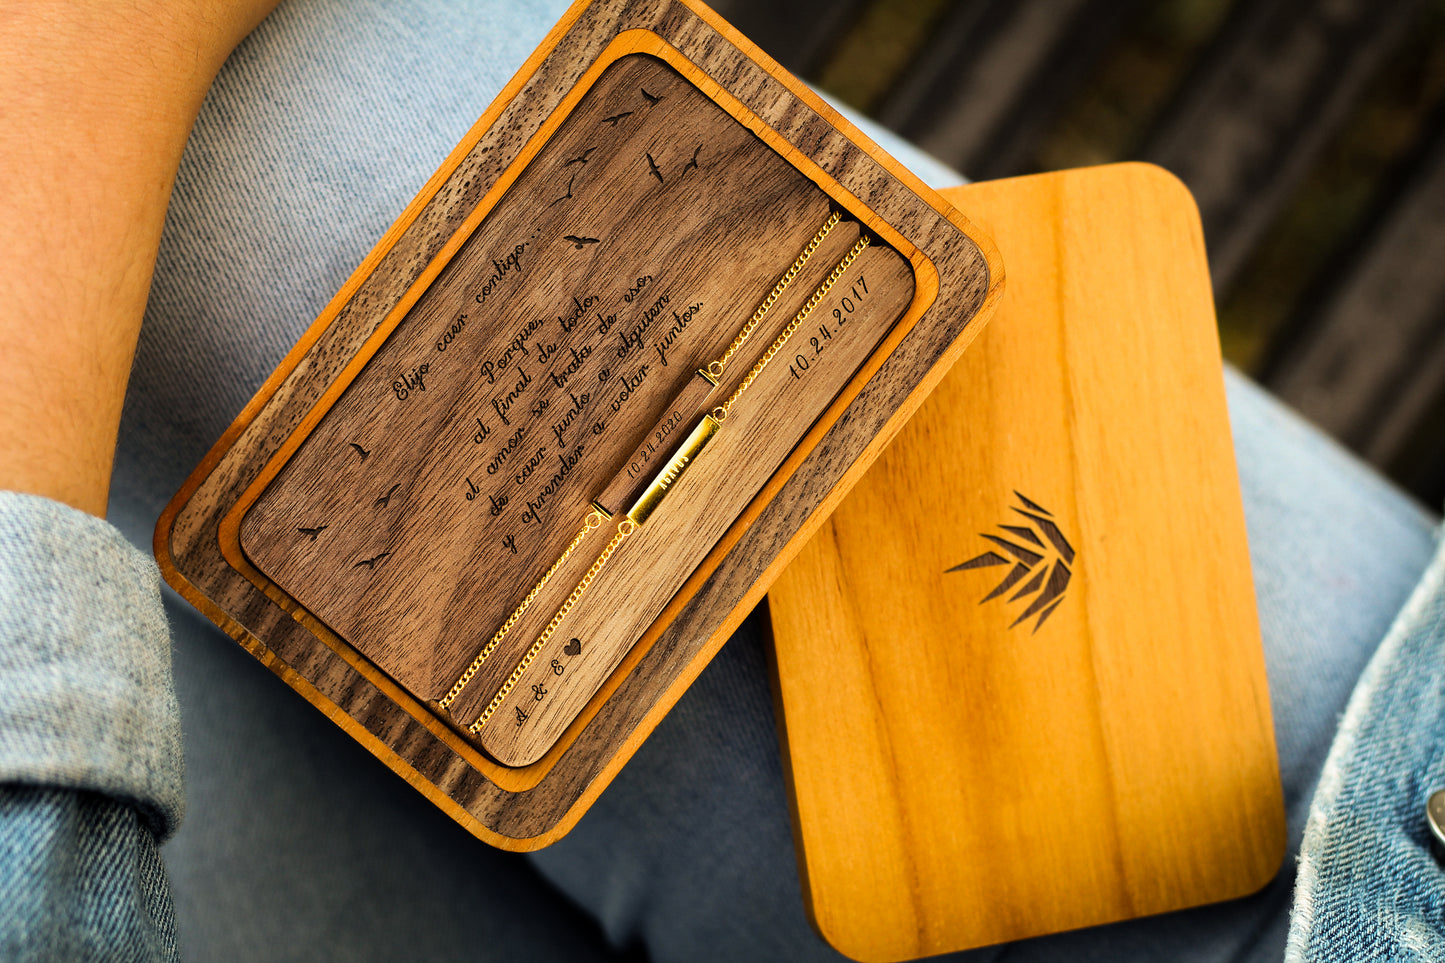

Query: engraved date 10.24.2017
<box><xmin>789</xmin><ymin>274</ymin><xmax>870</xmax><ymax>381</ymax></box>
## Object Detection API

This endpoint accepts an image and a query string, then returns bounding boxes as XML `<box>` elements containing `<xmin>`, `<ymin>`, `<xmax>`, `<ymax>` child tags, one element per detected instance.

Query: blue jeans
<box><xmin>95</xmin><ymin>0</ymin><xmax>1439</xmax><ymax>958</ymax></box>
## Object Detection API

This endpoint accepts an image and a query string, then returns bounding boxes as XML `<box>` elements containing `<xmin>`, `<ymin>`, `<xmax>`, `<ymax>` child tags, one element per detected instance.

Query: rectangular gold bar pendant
<box><xmin>593</xmin><ymin>368</ymin><xmax>718</xmax><ymax>518</ymax></box>
<box><xmin>625</xmin><ymin>414</ymin><xmax>720</xmax><ymax>525</ymax></box>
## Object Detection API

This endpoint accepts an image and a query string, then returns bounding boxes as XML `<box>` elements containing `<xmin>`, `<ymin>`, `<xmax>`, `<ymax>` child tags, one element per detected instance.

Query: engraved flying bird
<box><xmin>601</xmin><ymin>111</ymin><xmax>633</xmax><ymax>127</ymax></box>
<box><xmin>550</xmin><ymin>172</ymin><xmax>577</xmax><ymax>207</ymax></box>
<box><xmin>682</xmin><ymin>145</ymin><xmax>701</xmax><ymax>175</ymax></box>
<box><xmin>640</xmin><ymin>87</ymin><xmax>662</xmax><ymax>105</ymax></box>
<box><xmin>297</xmin><ymin>525</ymin><xmax>327</xmax><ymax>541</ymax></box>
<box><xmin>563</xmin><ymin>147</ymin><xmax>597</xmax><ymax>166</ymax></box>
<box><xmin>563</xmin><ymin>235</ymin><xmax>600</xmax><ymax>249</ymax></box>
<box><xmin>353</xmin><ymin>551</ymin><xmax>392</xmax><ymax>571</ymax></box>
<box><xmin>646</xmin><ymin>151</ymin><xmax>664</xmax><ymax>185</ymax></box>
<box><xmin>348</xmin><ymin>442</ymin><xmax>371</xmax><ymax>460</ymax></box>
<box><xmin>375</xmin><ymin>484</ymin><xmax>400</xmax><ymax>509</ymax></box>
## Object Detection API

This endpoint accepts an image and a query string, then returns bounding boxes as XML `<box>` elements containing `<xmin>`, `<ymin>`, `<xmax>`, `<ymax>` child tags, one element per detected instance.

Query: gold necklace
<box><xmin>436</xmin><ymin>212</ymin><xmax>869</xmax><ymax>733</ymax></box>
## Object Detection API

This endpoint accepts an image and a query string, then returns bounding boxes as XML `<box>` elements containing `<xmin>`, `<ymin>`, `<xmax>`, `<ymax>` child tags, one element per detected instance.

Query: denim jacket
<box><xmin>1286</xmin><ymin>535</ymin><xmax>1445</xmax><ymax>959</ymax></box>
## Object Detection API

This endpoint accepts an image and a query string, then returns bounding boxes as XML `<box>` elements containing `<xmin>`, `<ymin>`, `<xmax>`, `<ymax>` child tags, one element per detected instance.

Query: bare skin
<box><xmin>0</xmin><ymin>1</ymin><xmax>279</xmax><ymax>516</ymax></box>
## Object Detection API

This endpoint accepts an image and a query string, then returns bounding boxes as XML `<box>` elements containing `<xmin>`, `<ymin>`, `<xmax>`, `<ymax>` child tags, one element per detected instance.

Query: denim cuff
<box><xmin>0</xmin><ymin>492</ymin><xmax>183</xmax><ymax>839</ymax></box>
<box><xmin>1287</xmin><ymin>525</ymin><xmax>1445</xmax><ymax>959</ymax></box>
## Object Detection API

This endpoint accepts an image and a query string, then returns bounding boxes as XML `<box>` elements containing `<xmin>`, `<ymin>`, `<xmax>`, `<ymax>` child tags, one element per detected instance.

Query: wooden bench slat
<box><xmin>1264</xmin><ymin>118</ymin><xmax>1445</xmax><ymax>474</ymax></box>
<box><xmin>705</xmin><ymin>0</ymin><xmax>871</xmax><ymax>77</ymax></box>
<box><xmin>872</xmin><ymin>0</ymin><xmax>1138</xmax><ymax>179</ymax></box>
<box><xmin>1141</xmin><ymin>0</ymin><xmax>1418</xmax><ymax>294</ymax></box>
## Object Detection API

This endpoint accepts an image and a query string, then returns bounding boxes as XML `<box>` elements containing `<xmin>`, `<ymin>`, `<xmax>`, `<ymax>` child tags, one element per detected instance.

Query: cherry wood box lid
<box><xmin>767</xmin><ymin>164</ymin><xmax>1285</xmax><ymax>962</ymax></box>
<box><xmin>153</xmin><ymin>0</ymin><xmax>1001</xmax><ymax>850</ymax></box>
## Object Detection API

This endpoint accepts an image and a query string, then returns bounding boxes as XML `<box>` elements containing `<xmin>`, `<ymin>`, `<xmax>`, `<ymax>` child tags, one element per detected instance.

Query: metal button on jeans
<box><xmin>1428</xmin><ymin>790</ymin><xmax>1445</xmax><ymax>852</ymax></box>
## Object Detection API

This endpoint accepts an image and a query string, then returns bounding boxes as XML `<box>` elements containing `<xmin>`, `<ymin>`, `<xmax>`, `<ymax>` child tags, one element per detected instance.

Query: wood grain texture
<box><xmin>154</xmin><ymin>0</ymin><xmax>1000</xmax><ymax>849</ymax></box>
<box><xmin>768</xmin><ymin>164</ymin><xmax>1282</xmax><ymax>961</ymax></box>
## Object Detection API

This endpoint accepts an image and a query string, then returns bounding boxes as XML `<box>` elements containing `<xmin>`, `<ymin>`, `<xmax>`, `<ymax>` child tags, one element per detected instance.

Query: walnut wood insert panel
<box><xmin>156</xmin><ymin>0</ymin><xmax>1001</xmax><ymax>848</ymax></box>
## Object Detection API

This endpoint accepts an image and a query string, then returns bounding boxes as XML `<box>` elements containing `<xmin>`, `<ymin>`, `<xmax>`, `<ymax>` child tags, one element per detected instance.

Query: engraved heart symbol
<box><xmin>563</xmin><ymin>638</ymin><xmax>582</xmax><ymax>657</ymax></box>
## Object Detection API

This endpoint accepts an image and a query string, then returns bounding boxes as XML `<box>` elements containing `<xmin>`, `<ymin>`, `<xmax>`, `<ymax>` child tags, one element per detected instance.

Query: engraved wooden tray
<box><xmin>156</xmin><ymin>0</ymin><xmax>1001</xmax><ymax>849</ymax></box>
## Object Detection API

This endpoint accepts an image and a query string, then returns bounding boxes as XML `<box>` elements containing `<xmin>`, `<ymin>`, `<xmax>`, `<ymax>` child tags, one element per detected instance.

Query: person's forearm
<box><xmin>0</xmin><ymin>1</ymin><xmax>278</xmax><ymax>516</ymax></box>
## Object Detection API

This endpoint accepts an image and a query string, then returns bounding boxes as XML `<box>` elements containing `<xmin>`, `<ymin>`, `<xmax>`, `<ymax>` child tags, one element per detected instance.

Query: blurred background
<box><xmin>709</xmin><ymin>0</ymin><xmax>1445</xmax><ymax>508</ymax></box>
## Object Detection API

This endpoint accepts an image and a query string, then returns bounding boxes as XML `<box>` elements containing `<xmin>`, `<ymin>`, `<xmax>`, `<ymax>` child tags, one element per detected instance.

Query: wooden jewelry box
<box><xmin>155</xmin><ymin>0</ymin><xmax>1002</xmax><ymax>848</ymax></box>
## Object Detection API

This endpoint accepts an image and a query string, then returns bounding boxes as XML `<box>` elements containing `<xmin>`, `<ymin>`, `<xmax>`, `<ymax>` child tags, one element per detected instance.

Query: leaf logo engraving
<box><xmin>947</xmin><ymin>492</ymin><xmax>1074</xmax><ymax>634</ymax></box>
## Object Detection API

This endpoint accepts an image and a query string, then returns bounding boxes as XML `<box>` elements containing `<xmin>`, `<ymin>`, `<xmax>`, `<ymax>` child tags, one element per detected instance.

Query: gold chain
<box><xmin>437</xmin><ymin>508</ymin><xmax>605</xmax><ymax>710</ymax></box>
<box><xmin>714</xmin><ymin>234</ymin><xmax>870</xmax><ymax>422</ymax></box>
<box><xmin>470</xmin><ymin>520</ymin><xmax>636</xmax><ymax>731</ymax></box>
<box><xmin>705</xmin><ymin>212</ymin><xmax>840</xmax><ymax>381</ymax></box>
<box><xmin>469</xmin><ymin>232</ymin><xmax>872</xmax><ymax>731</ymax></box>
<box><xmin>441</xmin><ymin>214</ymin><xmax>865</xmax><ymax>730</ymax></box>
<box><xmin>440</xmin><ymin>213</ymin><xmax>841</xmax><ymax>713</ymax></box>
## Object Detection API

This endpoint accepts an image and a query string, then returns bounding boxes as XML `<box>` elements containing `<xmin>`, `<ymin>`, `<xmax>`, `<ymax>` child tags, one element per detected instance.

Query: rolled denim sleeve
<box><xmin>0</xmin><ymin>491</ymin><xmax>181</xmax><ymax>960</ymax></box>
